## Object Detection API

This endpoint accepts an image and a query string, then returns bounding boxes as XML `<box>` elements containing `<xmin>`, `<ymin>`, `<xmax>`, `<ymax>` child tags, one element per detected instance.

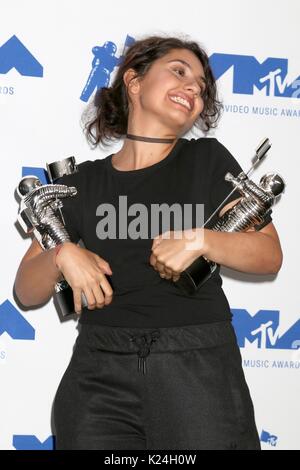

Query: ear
<box><xmin>123</xmin><ymin>68</ymin><xmax>140</xmax><ymax>95</ymax></box>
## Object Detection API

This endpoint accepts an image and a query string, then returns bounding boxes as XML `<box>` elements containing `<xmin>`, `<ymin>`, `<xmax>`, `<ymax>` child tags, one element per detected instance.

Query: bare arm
<box><xmin>14</xmin><ymin>239</ymin><xmax>62</xmax><ymax>307</ymax></box>
<box><xmin>14</xmin><ymin>239</ymin><xmax>114</xmax><ymax>312</ymax></box>
<box><xmin>150</xmin><ymin>198</ymin><xmax>283</xmax><ymax>280</ymax></box>
<box><xmin>203</xmin><ymin>198</ymin><xmax>283</xmax><ymax>274</ymax></box>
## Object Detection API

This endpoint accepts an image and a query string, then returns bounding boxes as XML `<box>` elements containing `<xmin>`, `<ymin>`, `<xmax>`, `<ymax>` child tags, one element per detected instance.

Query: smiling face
<box><xmin>126</xmin><ymin>48</ymin><xmax>207</xmax><ymax>135</ymax></box>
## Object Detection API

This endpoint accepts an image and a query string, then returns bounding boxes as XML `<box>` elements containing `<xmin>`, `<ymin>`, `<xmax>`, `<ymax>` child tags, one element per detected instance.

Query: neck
<box><xmin>126</xmin><ymin>134</ymin><xmax>176</xmax><ymax>144</ymax></box>
<box><xmin>112</xmin><ymin>134</ymin><xmax>178</xmax><ymax>171</ymax></box>
<box><xmin>111</xmin><ymin>114</ymin><xmax>180</xmax><ymax>170</ymax></box>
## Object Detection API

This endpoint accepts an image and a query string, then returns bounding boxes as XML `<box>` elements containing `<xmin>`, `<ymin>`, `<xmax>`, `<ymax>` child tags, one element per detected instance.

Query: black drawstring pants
<box><xmin>53</xmin><ymin>320</ymin><xmax>260</xmax><ymax>450</ymax></box>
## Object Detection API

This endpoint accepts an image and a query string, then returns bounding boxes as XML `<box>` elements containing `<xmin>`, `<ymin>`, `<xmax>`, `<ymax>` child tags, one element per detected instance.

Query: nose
<box><xmin>183</xmin><ymin>78</ymin><xmax>201</xmax><ymax>97</ymax></box>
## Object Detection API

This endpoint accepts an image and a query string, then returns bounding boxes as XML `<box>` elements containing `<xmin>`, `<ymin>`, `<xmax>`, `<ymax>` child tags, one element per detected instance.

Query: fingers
<box><xmin>91</xmin><ymin>282</ymin><xmax>105</xmax><ymax>309</ymax></box>
<box><xmin>156</xmin><ymin>261</ymin><xmax>165</xmax><ymax>275</ymax></box>
<box><xmin>91</xmin><ymin>276</ymin><xmax>113</xmax><ymax>309</ymax></box>
<box><xmin>161</xmin><ymin>268</ymin><xmax>180</xmax><ymax>281</ymax></box>
<box><xmin>152</xmin><ymin>237</ymin><xmax>162</xmax><ymax>249</ymax></box>
<box><xmin>73</xmin><ymin>287</ymin><xmax>83</xmax><ymax>315</ymax></box>
<box><xmin>156</xmin><ymin>261</ymin><xmax>170</xmax><ymax>280</ymax></box>
<box><xmin>75</xmin><ymin>270</ymin><xmax>114</xmax><ymax>313</ymax></box>
<box><xmin>96</xmin><ymin>256</ymin><xmax>113</xmax><ymax>275</ymax></box>
<box><xmin>99</xmin><ymin>277</ymin><xmax>114</xmax><ymax>306</ymax></box>
<box><xmin>151</xmin><ymin>251</ymin><xmax>178</xmax><ymax>280</ymax></box>
<box><xmin>159</xmin><ymin>266</ymin><xmax>173</xmax><ymax>280</ymax></box>
<box><xmin>83</xmin><ymin>286</ymin><xmax>98</xmax><ymax>310</ymax></box>
<box><xmin>163</xmin><ymin>267</ymin><xmax>173</xmax><ymax>279</ymax></box>
<box><xmin>155</xmin><ymin>259</ymin><xmax>178</xmax><ymax>281</ymax></box>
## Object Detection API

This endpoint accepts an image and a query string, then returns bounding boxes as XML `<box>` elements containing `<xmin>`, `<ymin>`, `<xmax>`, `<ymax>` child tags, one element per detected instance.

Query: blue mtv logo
<box><xmin>13</xmin><ymin>435</ymin><xmax>54</xmax><ymax>450</ymax></box>
<box><xmin>80</xmin><ymin>34</ymin><xmax>135</xmax><ymax>102</ymax></box>
<box><xmin>0</xmin><ymin>300</ymin><xmax>35</xmax><ymax>340</ymax></box>
<box><xmin>0</xmin><ymin>35</ymin><xmax>43</xmax><ymax>77</ymax></box>
<box><xmin>210</xmin><ymin>53</ymin><xmax>300</xmax><ymax>98</ymax></box>
<box><xmin>22</xmin><ymin>166</ymin><xmax>49</xmax><ymax>184</ymax></box>
<box><xmin>260</xmin><ymin>430</ymin><xmax>278</xmax><ymax>447</ymax></box>
<box><xmin>231</xmin><ymin>309</ymin><xmax>300</xmax><ymax>349</ymax></box>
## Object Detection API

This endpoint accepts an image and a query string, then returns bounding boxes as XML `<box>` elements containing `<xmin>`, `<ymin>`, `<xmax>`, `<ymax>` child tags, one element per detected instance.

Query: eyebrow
<box><xmin>167</xmin><ymin>59</ymin><xmax>207</xmax><ymax>86</ymax></box>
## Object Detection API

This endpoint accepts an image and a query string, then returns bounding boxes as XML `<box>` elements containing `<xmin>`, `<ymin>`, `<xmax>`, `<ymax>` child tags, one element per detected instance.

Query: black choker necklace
<box><xmin>126</xmin><ymin>134</ymin><xmax>175</xmax><ymax>144</ymax></box>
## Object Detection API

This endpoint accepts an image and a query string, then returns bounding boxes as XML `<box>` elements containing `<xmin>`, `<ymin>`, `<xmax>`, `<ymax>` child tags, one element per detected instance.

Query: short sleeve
<box><xmin>55</xmin><ymin>162</ymin><xmax>88</xmax><ymax>243</ymax></box>
<box><xmin>207</xmin><ymin>138</ymin><xmax>272</xmax><ymax>230</ymax></box>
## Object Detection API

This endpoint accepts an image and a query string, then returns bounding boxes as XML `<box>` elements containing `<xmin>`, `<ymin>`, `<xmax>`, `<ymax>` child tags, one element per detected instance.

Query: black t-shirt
<box><xmin>57</xmin><ymin>137</ymin><xmax>272</xmax><ymax>327</ymax></box>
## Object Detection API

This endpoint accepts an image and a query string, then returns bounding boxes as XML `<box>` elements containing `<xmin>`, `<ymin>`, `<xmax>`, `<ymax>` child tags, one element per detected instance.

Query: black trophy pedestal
<box><xmin>54</xmin><ymin>280</ymin><xmax>76</xmax><ymax>317</ymax></box>
<box><xmin>174</xmin><ymin>256</ymin><xmax>215</xmax><ymax>296</ymax></box>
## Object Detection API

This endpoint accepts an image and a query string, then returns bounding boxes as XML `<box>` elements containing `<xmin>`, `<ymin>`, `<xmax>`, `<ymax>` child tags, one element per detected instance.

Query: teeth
<box><xmin>169</xmin><ymin>95</ymin><xmax>191</xmax><ymax>110</ymax></box>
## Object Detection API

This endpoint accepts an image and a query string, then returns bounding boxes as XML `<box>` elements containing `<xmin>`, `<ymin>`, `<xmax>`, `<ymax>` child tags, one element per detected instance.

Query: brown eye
<box><xmin>174</xmin><ymin>68</ymin><xmax>185</xmax><ymax>76</ymax></box>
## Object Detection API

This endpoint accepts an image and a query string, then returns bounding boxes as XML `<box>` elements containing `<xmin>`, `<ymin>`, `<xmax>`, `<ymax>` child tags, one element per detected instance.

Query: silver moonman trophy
<box><xmin>173</xmin><ymin>138</ymin><xmax>285</xmax><ymax>296</ymax></box>
<box><xmin>16</xmin><ymin>156</ymin><xmax>87</xmax><ymax>316</ymax></box>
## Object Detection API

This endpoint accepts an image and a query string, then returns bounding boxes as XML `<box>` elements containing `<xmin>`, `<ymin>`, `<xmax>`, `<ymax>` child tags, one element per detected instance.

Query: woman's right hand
<box><xmin>55</xmin><ymin>242</ymin><xmax>113</xmax><ymax>314</ymax></box>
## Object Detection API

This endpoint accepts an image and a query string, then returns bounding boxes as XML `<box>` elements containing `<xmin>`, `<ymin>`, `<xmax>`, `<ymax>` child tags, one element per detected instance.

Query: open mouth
<box><xmin>169</xmin><ymin>95</ymin><xmax>192</xmax><ymax>111</ymax></box>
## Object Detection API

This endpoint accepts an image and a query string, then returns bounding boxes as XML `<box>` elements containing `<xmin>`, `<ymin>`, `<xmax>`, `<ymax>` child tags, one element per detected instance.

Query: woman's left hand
<box><xmin>149</xmin><ymin>228</ymin><xmax>207</xmax><ymax>282</ymax></box>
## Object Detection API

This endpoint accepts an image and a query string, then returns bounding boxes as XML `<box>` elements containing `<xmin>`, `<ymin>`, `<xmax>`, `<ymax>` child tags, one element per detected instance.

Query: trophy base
<box><xmin>54</xmin><ymin>282</ymin><xmax>76</xmax><ymax>317</ymax></box>
<box><xmin>54</xmin><ymin>279</ymin><xmax>88</xmax><ymax>317</ymax></box>
<box><xmin>174</xmin><ymin>256</ymin><xmax>217</xmax><ymax>296</ymax></box>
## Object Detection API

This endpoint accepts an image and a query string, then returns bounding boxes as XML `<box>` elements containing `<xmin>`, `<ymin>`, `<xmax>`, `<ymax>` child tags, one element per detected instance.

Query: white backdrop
<box><xmin>0</xmin><ymin>0</ymin><xmax>299</xmax><ymax>450</ymax></box>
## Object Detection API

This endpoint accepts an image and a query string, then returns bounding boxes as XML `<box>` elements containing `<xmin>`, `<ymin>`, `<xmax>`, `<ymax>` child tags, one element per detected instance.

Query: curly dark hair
<box><xmin>82</xmin><ymin>35</ymin><xmax>222</xmax><ymax>147</ymax></box>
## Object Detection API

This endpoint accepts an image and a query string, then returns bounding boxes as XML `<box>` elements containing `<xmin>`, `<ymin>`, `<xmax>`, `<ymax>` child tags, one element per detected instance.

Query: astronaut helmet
<box><xmin>104</xmin><ymin>41</ymin><xmax>117</xmax><ymax>55</ymax></box>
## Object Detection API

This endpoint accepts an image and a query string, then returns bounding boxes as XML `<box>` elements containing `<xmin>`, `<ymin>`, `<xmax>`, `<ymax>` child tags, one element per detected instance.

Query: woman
<box><xmin>14</xmin><ymin>36</ymin><xmax>283</xmax><ymax>450</ymax></box>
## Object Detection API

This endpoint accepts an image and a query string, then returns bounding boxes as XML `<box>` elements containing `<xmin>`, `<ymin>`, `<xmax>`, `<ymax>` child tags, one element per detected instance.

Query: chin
<box><xmin>164</xmin><ymin>115</ymin><xmax>193</xmax><ymax>134</ymax></box>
